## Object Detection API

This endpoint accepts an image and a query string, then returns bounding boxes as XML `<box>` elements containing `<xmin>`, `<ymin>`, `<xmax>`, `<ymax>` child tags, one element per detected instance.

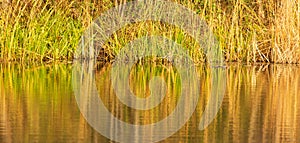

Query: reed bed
<box><xmin>0</xmin><ymin>0</ymin><xmax>299</xmax><ymax>63</ymax></box>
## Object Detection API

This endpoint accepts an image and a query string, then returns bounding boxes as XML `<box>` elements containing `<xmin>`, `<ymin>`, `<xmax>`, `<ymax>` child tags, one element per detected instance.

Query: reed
<box><xmin>0</xmin><ymin>0</ymin><xmax>299</xmax><ymax>63</ymax></box>
<box><xmin>0</xmin><ymin>0</ymin><xmax>96</xmax><ymax>62</ymax></box>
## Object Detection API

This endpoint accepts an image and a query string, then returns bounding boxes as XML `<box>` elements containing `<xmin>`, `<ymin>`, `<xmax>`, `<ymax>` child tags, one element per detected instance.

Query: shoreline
<box><xmin>1</xmin><ymin>59</ymin><xmax>299</xmax><ymax>65</ymax></box>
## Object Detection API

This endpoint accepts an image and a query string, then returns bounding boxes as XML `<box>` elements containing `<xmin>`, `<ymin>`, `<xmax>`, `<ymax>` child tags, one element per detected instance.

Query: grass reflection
<box><xmin>0</xmin><ymin>63</ymin><xmax>300</xmax><ymax>142</ymax></box>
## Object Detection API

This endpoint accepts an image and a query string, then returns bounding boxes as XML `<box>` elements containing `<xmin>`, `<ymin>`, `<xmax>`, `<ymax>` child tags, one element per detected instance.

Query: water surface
<box><xmin>0</xmin><ymin>63</ymin><xmax>300</xmax><ymax>142</ymax></box>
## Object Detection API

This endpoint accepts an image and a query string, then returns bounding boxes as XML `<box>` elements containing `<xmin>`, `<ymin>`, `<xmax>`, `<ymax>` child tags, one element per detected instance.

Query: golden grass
<box><xmin>0</xmin><ymin>0</ymin><xmax>299</xmax><ymax>63</ymax></box>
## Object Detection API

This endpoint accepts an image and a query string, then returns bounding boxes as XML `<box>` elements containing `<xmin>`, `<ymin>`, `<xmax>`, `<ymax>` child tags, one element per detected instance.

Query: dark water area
<box><xmin>0</xmin><ymin>63</ymin><xmax>300</xmax><ymax>142</ymax></box>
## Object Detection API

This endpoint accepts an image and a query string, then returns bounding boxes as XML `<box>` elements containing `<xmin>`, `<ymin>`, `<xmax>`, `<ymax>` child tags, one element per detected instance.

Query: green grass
<box><xmin>0</xmin><ymin>0</ymin><xmax>299</xmax><ymax>63</ymax></box>
<box><xmin>0</xmin><ymin>0</ymin><xmax>92</xmax><ymax>62</ymax></box>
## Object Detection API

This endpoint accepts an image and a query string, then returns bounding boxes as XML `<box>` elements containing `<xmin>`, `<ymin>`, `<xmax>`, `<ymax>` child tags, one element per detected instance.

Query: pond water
<box><xmin>0</xmin><ymin>62</ymin><xmax>300</xmax><ymax>142</ymax></box>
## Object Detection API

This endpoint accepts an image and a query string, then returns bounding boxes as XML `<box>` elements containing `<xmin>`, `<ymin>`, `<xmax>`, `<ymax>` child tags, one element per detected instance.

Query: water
<box><xmin>0</xmin><ymin>63</ymin><xmax>300</xmax><ymax>142</ymax></box>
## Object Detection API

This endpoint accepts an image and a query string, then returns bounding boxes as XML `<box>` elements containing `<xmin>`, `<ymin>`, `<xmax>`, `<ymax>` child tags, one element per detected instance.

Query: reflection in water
<box><xmin>0</xmin><ymin>63</ymin><xmax>300</xmax><ymax>142</ymax></box>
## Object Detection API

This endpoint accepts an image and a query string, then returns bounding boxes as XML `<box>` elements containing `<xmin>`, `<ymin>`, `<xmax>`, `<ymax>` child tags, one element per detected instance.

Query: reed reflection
<box><xmin>0</xmin><ymin>63</ymin><xmax>299</xmax><ymax>142</ymax></box>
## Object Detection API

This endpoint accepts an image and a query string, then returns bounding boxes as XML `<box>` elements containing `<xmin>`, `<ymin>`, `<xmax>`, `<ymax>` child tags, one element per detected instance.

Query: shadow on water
<box><xmin>0</xmin><ymin>62</ymin><xmax>300</xmax><ymax>142</ymax></box>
